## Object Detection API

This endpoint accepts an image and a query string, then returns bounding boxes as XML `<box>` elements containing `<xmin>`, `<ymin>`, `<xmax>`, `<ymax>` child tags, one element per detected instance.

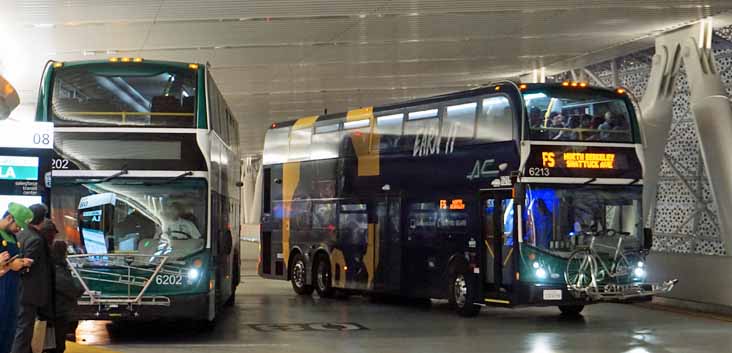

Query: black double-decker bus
<box><xmin>259</xmin><ymin>82</ymin><xmax>674</xmax><ymax>316</ymax></box>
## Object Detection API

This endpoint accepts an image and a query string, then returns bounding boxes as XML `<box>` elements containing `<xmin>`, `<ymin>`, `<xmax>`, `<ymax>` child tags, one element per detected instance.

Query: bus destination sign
<box><xmin>524</xmin><ymin>145</ymin><xmax>641</xmax><ymax>179</ymax></box>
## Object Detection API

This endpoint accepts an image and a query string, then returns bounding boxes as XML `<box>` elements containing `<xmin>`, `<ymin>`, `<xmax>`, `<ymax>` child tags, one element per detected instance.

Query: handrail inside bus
<box><xmin>57</xmin><ymin>111</ymin><xmax>194</xmax><ymax>117</ymax></box>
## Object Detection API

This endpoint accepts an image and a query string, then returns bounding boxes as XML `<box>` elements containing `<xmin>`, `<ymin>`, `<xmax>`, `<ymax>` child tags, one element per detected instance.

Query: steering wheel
<box><xmin>169</xmin><ymin>230</ymin><xmax>194</xmax><ymax>240</ymax></box>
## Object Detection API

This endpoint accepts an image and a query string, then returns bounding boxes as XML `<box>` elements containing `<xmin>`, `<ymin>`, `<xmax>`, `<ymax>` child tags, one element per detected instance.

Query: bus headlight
<box><xmin>535</xmin><ymin>268</ymin><xmax>547</xmax><ymax>279</ymax></box>
<box><xmin>188</xmin><ymin>268</ymin><xmax>200</xmax><ymax>280</ymax></box>
<box><xmin>633</xmin><ymin>267</ymin><xmax>646</xmax><ymax>278</ymax></box>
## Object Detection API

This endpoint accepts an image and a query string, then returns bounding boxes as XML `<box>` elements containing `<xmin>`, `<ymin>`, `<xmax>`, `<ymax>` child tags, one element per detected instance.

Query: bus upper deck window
<box><xmin>442</xmin><ymin>102</ymin><xmax>477</xmax><ymax>140</ymax></box>
<box><xmin>477</xmin><ymin>96</ymin><xmax>513</xmax><ymax>142</ymax></box>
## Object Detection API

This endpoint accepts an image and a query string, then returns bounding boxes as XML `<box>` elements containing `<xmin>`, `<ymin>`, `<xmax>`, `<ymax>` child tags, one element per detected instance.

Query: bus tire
<box><xmin>448</xmin><ymin>270</ymin><xmax>481</xmax><ymax>317</ymax></box>
<box><xmin>558</xmin><ymin>305</ymin><xmax>584</xmax><ymax>316</ymax></box>
<box><xmin>314</xmin><ymin>254</ymin><xmax>335</xmax><ymax>298</ymax></box>
<box><xmin>224</xmin><ymin>287</ymin><xmax>236</xmax><ymax>307</ymax></box>
<box><xmin>290</xmin><ymin>252</ymin><xmax>314</xmax><ymax>295</ymax></box>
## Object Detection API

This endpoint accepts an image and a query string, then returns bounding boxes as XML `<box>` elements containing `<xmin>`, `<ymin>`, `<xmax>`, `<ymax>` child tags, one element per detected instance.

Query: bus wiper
<box><xmin>143</xmin><ymin>171</ymin><xmax>193</xmax><ymax>186</ymax></box>
<box><xmin>102</xmin><ymin>168</ymin><xmax>129</xmax><ymax>182</ymax></box>
<box><xmin>76</xmin><ymin>167</ymin><xmax>129</xmax><ymax>184</ymax></box>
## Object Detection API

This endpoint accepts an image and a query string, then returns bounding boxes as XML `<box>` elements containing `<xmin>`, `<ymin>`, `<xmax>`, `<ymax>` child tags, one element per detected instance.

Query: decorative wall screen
<box><xmin>550</xmin><ymin>26</ymin><xmax>732</xmax><ymax>256</ymax></box>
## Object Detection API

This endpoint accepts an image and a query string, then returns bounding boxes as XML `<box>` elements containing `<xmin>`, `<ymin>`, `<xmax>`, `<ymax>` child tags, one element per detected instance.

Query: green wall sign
<box><xmin>0</xmin><ymin>156</ymin><xmax>39</xmax><ymax>181</ymax></box>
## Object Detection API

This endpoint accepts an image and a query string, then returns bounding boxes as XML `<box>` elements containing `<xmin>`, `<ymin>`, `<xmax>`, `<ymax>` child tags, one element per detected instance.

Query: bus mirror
<box><xmin>643</xmin><ymin>227</ymin><xmax>653</xmax><ymax>251</ymax></box>
<box><xmin>236</xmin><ymin>181</ymin><xmax>244</xmax><ymax>188</ymax></box>
<box><xmin>0</xmin><ymin>75</ymin><xmax>20</xmax><ymax>120</ymax></box>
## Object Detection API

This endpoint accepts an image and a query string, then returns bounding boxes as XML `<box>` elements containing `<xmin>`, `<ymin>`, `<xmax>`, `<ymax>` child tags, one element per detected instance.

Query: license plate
<box><xmin>543</xmin><ymin>289</ymin><xmax>562</xmax><ymax>300</ymax></box>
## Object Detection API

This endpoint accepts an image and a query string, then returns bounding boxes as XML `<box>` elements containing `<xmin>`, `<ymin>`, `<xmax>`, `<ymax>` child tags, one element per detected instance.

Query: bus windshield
<box><xmin>51</xmin><ymin>64</ymin><xmax>197</xmax><ymax>127</ymax></box>
<box><xmin>523</xmin><ymin>88</ymin><xmax>634</xmax><ymax>143</ymax></box>
<box><xmin>51</xmin><ymin>178</ymin><xmax>207</xmax><ymax>260</ymax></box>
<box><xmin>523</xmin><ymin>184</ymin><xmax>642</xmax><ymax>255</ymax></box>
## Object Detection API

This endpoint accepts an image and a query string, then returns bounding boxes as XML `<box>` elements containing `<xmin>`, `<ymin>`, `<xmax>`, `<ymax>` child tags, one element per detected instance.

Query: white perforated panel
<box><xmin>551</xmin><ymin>28</ymin><xmax>732</xmax><ymax>256</ymax></box>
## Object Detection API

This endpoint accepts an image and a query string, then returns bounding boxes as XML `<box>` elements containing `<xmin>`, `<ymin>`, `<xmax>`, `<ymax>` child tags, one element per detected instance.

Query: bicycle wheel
<box><xmin>565</xmin><ymin>249</ymin><xmax>597</xmax><ymax>291</ymax></box>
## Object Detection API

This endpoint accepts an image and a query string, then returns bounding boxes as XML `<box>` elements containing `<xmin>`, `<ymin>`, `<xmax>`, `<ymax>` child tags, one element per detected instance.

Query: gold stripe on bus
<box><xmin>330</xmin><ymin>248</ymin><xmax>347</xmax><ymax>288</ymax></box>
<box><xmin>282</xmin><ymin>115</ymin><xmax>318</xmax><ymax>267</ymax></box>
<box><xmin>292</xmin><ymin>115</ymin><xmax>318</xmax><ymax>129</ymax></box>
<box><xmin>484</xmin><ymin>298</ymin><xmax>510</xmax><ymax>304</ymax></box>
<box><xmin>363</xmin><ymin>223</ymin><xmax>379</xmax><ymax>289</ymax></box>
<box><xmin>346</xmin><ymin>107</ymin><xmax>380</xmax><ymax>176</ymax></box>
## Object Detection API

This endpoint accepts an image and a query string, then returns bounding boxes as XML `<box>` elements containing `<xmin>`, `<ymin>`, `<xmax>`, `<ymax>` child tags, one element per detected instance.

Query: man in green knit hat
<box><xmin>0</xmin><ymin>202</ymin><xmax>35</xmax><ymax>353</ymax></box>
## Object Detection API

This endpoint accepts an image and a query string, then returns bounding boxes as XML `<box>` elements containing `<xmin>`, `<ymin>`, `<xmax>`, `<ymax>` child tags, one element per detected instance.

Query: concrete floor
<box><xmin>71</xmin><ymin>268</ymin><xmax>732</xmax><ymax>353</ymax></box>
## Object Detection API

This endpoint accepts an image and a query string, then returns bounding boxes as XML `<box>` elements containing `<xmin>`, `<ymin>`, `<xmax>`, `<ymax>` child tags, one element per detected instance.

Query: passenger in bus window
<box><xmin>553</xmin><ymin>115</ymin><xmax>579</xmax><ymax>140</ymax></box>
<box><xmin>579</xmin><ymin>115</ymin><xmax>594</xmax><ymax>140</ymax></box>
<box><xmin>598</xmin><ymin>111</ymin><xmax>614</xmax><ymax>140</ymax></box>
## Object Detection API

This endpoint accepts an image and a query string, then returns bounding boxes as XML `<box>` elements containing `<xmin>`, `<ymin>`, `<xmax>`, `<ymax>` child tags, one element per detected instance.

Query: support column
<box><xmin>640</xmin><ymin>19</ymin><xmax>732</xmax><ymax>254</ymax></box>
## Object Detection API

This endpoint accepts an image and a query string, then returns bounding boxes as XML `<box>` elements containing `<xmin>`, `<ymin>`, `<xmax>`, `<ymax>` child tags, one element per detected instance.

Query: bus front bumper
<box><xmin>572</xmin><ymin>279</ymin><xmax>678</xmax><ymax>301</ymax></box>
<box><xmin>70</xmin><ymin>292</ymin><xmax>210</xmax><ymax>321</ymax></box>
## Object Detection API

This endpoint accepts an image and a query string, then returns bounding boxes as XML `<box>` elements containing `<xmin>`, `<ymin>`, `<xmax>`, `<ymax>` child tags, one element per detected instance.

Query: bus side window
<box><xmin>403</xmin><ymin>108</ymin><xmax>439</xmax><ymax>152</ymax></box>
<box><xmin>339</xmin><ymin>203</ymin><xmax>368</xmax><ymax>244</ymax></box>
<box><xmin>477</xmin><ymin>96</ymin><xmax>513</xmax><ymax>142</ymax></box>
<box><xmin>340</xmin><ymin>119</ymin><xmax>371</xmax><ymax>157</ymax></box>
<box><xmin>207</xmin><ymin>72</ymin><xmax>221</xmax><ymax>133</ymax></box>
<box><xmin>312</xmin><ymin>122</ymin><xmax>341</xmax><ymax>160</ymax></box>
<box><xmin>441</xmin><ymin>102</ymin><xmax>477</xmax><ymax>144</ymax></box>
<box><xmin>262</xmin><ymin>127</ymin><xmax>290</xmax><ymax>164</ymax></box>
<box><xmin>375</xmin><ymin>113</ymin><xmax>403</xmax><ymax>153</ymax></box>
<box><xmin>288</xmin><ymin>126</ymin><xmax>312</xmax><ymax>161</ymax></box>
<box><xmin>312</xmin><ymin>202</ymin><xmax>336</xmax><ymax>230</ymax></box>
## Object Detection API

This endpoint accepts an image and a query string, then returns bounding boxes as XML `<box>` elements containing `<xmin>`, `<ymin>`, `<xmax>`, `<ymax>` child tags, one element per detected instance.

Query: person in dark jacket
<box><xmin>12</xmin><ymin>204</ymin><xmax>53</xmax><ymax>353</ymax></box>
<box><xmin>50</xmin><ymin>240</ymin><xmax>83</xmax><ymax>353</ymax></box>
<box><xmin>0</xmin><ymin>203</ymin><xmax>34</xmax><ymax>353</ymax></box>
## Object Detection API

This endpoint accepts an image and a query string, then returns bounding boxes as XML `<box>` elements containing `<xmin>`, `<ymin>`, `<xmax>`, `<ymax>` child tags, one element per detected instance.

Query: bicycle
<box><xmin>564</xmin><ymin>229</ymin><xmax>640</xmax><ymax>296</ymax></box>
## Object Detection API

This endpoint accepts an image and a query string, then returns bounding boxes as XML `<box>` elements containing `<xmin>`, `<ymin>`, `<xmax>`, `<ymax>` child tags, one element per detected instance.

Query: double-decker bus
<box><xmin>259</xmin><ymin>81</ymin><xmax>676</xmax><ymax>316</ymax></box>
<box><xmin>36</xmin><ymin>58</ymin><xmax>241</xmax><ymax>322</ymax></box>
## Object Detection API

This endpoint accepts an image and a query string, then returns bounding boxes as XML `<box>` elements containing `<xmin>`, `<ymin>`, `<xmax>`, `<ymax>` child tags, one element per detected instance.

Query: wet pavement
<box><xmin>71</xmin><ymin>272</ymin><xmax>732</xmax><ymax>353</ymax></box>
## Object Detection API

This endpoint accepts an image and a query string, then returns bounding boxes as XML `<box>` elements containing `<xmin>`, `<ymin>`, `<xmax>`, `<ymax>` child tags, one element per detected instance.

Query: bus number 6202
<box><xmin>155</xmin><ymin>274</ymin><xmax>182</xmax><ymax>286</ymax></box>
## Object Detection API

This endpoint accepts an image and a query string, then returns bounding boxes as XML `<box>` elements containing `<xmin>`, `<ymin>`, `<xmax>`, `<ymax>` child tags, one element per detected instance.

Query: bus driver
<box><xmin>160</xmin><ymin>202</ymin><xmax>202</xmax><ymax>240</ymax></box>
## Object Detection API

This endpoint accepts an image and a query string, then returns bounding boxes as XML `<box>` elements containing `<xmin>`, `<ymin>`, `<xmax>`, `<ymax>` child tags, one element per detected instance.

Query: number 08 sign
<box><xmin>0</xmin><ymin>121</ymin><xmax>53</xmax><ymax>149</ymax></box>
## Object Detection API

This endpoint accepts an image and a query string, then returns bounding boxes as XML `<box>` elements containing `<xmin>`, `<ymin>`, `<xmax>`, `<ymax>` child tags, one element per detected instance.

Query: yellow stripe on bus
<box><xmin>282</xmin><ymin>115</ymin><xmax>318</xmax><ymax>266</ymax></box>
<box><xmin>346</xmin><ymin>107</ymin><xmax>379</xmax><ymax>176</ymax></box>
<box><xmin>484</xmin><ymin>298</ymin><xmax>510</xmax><ymax>304</ymax></box>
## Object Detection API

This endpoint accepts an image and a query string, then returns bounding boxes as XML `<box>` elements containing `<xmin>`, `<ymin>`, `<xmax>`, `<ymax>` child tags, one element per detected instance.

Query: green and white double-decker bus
<box><xmin>37</xmin><ymin>58</ymin><xmax>241</xmax><ymax>322</ymax></box>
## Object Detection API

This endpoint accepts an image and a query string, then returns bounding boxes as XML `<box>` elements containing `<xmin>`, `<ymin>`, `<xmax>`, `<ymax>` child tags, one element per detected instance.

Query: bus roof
<box><xmin>49</xmin><ymin>59</ymin><xmax>201</xmax><ymax>69</ymax></box>
<box><xmin>269</xmin><ymin>82</ymin><xmax>627</xmax><ymax>129</ymax></box>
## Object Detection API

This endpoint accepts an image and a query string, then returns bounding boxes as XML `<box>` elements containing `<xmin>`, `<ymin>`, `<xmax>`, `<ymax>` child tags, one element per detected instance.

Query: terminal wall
<box><xmin>551</xmin><ymin>25</ymin><xmax>732</xmax><ymax>309</ymax></box>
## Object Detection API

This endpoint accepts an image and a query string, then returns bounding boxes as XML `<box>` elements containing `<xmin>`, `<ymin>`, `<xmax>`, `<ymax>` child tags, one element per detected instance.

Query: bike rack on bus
<box><xmin>66</xmin><ymin>254</ymin><xmax>176</xmax><ymax>314</ymax></box>
<box><xmin>568</xmin><ymin>279</ymin><xmax>678</xmax><ymax>301</ymax></box>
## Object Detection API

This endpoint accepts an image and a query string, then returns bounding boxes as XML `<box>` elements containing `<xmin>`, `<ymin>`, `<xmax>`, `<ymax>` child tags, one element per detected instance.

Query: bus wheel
<box><xmin>314</xmin><ymin>255</ymin><xmax>335</xmax><ymax>298</ymax></box>
<box><xmin>290</xmin><ymin>253</ymin><xmax>314</xmax><ymax>295</ymax></box>
<box><xmin>448</xmin><ymin>271</ymin><xmax>481</xmax><ymax>317</ymax></box>
<box><xmin>558</xmin><ymin>305</ymin><xmax>584</xmax><ymax>316</ymax></box>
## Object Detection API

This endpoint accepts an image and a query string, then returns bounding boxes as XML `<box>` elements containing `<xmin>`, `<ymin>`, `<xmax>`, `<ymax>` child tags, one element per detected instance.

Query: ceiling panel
<box><xmin>1</xmin><ymin>0</ymin><xmax>731</xmax><ymax>156</ymax></box>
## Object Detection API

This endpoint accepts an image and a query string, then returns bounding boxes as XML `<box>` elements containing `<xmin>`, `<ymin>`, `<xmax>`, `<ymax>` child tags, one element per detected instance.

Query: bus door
<box><xmin>481</xmin><ymin>190</ymin><xmax>515</xmax><ymax>290</ymax></box>
<box><xmin>374</xmin><ymin>196</ymin><xmax>401</xmax><ymax>293</ymax></box>
<box><xmin>404</xmin><ymin>199</ymin><xmax>441</xmax><ymax>298</ymax></box>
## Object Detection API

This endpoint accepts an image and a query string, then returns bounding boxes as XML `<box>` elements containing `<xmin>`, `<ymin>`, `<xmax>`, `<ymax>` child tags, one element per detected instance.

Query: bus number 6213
<box><xmin>528</xmin><ymin>167</ymin><xmax>551</xmax><ymax>177</ymax></box>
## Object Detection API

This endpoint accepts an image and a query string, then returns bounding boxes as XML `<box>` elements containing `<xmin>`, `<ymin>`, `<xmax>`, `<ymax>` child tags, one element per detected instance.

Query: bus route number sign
<box><xmin>524</xmin><ymin>146</ymin><xmax>641</xmax><ymax>179</ymax></box>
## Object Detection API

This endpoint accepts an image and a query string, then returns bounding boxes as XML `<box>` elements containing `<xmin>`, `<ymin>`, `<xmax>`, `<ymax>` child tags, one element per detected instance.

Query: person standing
<box><xmin>49</xmin><ymin>240</ymin><xmax>83</xmax><ymax>353</ymax></box>
<box><xmin>12</xmin><ymin>204</ymin><xmax>52</xmax><ymax>353</ymax></box>
<box><xmin>0</xmin><ymin>203</ymin><xmax>35</xmax><ymax>353</ymax></box>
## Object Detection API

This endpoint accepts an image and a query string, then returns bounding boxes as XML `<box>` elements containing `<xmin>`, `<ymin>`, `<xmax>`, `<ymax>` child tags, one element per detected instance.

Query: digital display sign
<box><xmin>440</xmin><ymin>199</ymin><xmax>466</xmax><ymax>210</ymax></box>
<box><xmin>542</xmin><ymin>152</ymin><xmax>616</xmax><ymax>169</ymax></box>
<box><xmin>524</xmin><ymin>145</ymin><xmax>642</xmax><ymax>179</ymax></box>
